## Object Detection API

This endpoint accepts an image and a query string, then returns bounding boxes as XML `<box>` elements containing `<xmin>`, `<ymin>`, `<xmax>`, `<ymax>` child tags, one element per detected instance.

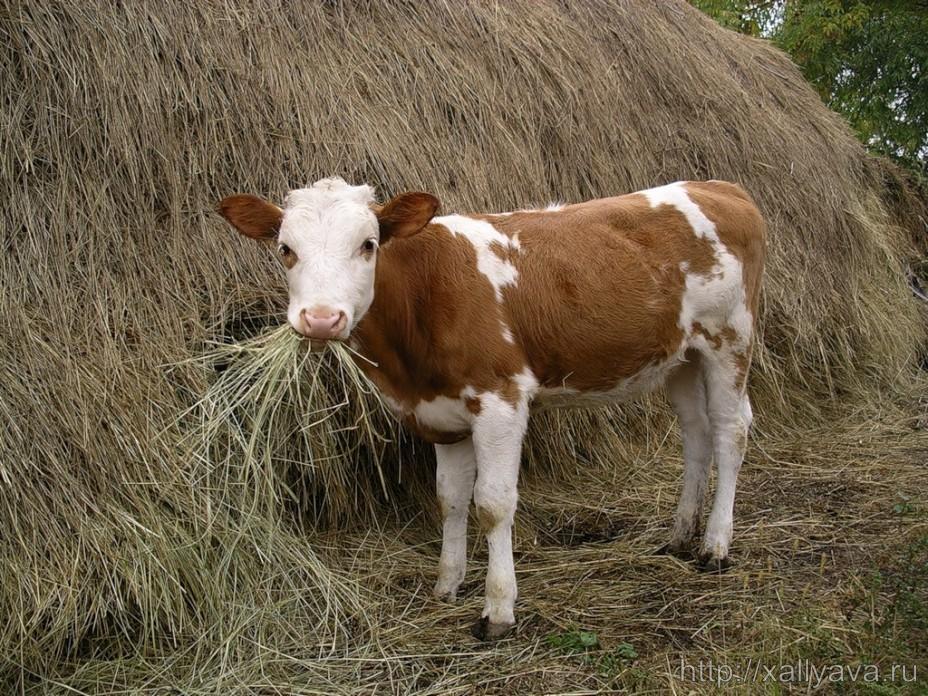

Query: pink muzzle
<box><xmin>297</xmin><ymin>307</ymin><xmax>348</xmax><ymax>340</ymax></box>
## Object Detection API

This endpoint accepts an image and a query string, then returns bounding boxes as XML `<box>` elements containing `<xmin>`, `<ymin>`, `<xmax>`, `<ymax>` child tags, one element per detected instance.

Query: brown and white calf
<box><xmin>219</xmin><ymin>177</ymin><xmax>766</xmax><ymax>640</ymax></box>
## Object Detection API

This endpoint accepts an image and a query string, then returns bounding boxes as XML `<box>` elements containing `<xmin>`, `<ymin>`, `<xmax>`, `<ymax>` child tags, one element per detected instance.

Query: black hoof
<box><xmin>697</xmin><ymin>553</ymin><xmax>733</xmax><ymax>573</ymax></box>
<box><xmin>657</xmin><ymin>542</ymin><xmax>695</xmax><ymax>561</ymax></box>
<box><xmin>471</xmin><ymin>616</ymin><xmax>516</xmax><ymax>641</ymax></box>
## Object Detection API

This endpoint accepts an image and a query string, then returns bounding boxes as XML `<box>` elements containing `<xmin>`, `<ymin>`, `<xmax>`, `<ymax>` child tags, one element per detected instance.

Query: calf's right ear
<box><xmin>217</xmin><ymin>194</ymin><xmax>283</xmax><ymax>241</ymax></box>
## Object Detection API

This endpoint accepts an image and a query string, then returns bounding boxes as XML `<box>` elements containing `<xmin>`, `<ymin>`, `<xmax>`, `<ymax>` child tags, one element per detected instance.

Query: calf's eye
<box><xmin>361</xmin><ymin>239</ymin><xmax>377</xmax><ymax>254</ymax></box>
<box><xmin>277</xmin><ymin>243</ymin><xmax>291</xmax><ymax>256</ymax></box>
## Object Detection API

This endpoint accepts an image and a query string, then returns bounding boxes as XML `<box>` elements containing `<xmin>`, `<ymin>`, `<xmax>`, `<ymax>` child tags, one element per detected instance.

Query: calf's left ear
<box><xmin>376</xmin><ymin>192</ymin><xmax>439</xmax><ymax>243</ymax></box>
<box><xmin>217</xmin><ymin>194</ymin><xmax>283</xmax><ymax>241</ymax></box>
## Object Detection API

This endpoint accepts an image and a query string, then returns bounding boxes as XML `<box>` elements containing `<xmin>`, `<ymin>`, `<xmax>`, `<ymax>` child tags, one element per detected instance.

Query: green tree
<box><xmin>691</xmin><ymin>0</ymin><xmax>928</xmax><ymax>176</ymax></box>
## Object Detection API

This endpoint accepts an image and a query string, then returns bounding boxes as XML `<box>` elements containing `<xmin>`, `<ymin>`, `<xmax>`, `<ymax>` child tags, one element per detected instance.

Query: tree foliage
<box><xmin>692</xmin><ymin>0</ymin><xmax>928</xmax><ymax>176</ymax></box>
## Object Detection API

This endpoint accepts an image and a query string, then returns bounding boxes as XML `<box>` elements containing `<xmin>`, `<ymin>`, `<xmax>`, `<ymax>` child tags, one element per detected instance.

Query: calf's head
<box><xmin>218</xmin><ymin>178</ymin><xmax>438</xmax><ymax>341</ymax></box>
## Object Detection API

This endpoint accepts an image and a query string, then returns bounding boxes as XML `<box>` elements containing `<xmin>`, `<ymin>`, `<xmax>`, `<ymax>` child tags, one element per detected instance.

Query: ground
<box><xmin>23</xmin><ymin>396</ymin><xmax>927</xmax><ymax>694</ymax></box>
<box><xmin>314</xmin><ymin>403</ymin><xmax>928</xmax><ymax>694</ymax></box>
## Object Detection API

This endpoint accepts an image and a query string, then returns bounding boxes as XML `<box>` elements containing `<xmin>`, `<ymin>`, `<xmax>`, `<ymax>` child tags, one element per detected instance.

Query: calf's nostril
<box><xmin>297</xmin><ymin>307</ymin><xmax>346</xmax><ymax>338</ymax></box>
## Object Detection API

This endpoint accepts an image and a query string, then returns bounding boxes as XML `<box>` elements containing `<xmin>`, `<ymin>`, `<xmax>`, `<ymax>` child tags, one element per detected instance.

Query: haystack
<box><xmin>1</xmin><ymin>1</ymin><xmax>924</xmax><ymax>692</ymax></box>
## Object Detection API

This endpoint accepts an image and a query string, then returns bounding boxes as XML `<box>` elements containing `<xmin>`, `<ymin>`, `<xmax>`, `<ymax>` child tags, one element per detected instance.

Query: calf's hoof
<box><xmin>471</xmin><ymin>616</ymin><xmax>515</xmax><ymax>641</ymax></box>
<box><xmin>696</xmin><ymin>552</ymin><xmax>732</xmax><ymax>573</ymax></box>
<box><xmin>433</xmin><ymin>584</ymin><xmax>459</xmax><ymax>603</ymax></box>
<box><xmin>657</xmin><ymin>541</ymin><xmax>695</xmax><ymax>561</ymax></box>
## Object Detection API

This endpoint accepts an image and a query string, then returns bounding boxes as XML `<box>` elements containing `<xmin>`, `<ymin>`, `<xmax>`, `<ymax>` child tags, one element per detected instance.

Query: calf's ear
<box><xmin>217</xmin><ymin>194</ymin><xmax>283</xmax><ymax>241</ymax></box>
<box><xmin>376</xmin><ymin>192</ymin><xmax>439</xmax><ymax>243</ymax></box>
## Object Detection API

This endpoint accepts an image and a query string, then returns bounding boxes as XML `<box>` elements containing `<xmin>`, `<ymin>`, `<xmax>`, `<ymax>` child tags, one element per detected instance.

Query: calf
<box><xmin>218</xmin><ymin>177</ymin><xmax>766</xmax><ymax>640</ymax></box>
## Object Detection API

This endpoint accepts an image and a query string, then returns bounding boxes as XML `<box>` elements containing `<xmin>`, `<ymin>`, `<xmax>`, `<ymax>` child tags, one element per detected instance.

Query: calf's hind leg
<box><xmin>699</xmin><ymin>350</ymin><xmax>751</xmax><ymax>570</ymax></box>
<box><xmin>665</xmin><ymin>353</ymin><xmax>712</xmax><ymax>557</ymax></box>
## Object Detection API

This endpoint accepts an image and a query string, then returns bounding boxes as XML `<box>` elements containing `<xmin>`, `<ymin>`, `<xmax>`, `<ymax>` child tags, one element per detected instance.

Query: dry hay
<box><xmin>1</xmin><ymin>0</ymin><xmax>926</xmax><ymax>692</ymax></box>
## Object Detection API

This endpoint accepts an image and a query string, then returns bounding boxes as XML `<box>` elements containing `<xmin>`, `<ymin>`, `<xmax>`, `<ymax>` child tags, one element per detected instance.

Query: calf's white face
<box><xmin>218</xmin><ymin>177</ymin><xmax>438</xmax><ymax>341</ymax></box>
<box><xmin>279</xmin><ymin>181</ymin><xmax>380</xmax><ymax>339</ymax></box>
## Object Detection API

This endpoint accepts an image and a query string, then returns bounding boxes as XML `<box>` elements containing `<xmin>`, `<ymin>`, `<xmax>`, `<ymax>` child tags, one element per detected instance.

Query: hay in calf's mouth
<box><xmin>181</xmin><ymin>325</ymin><xmax>399</xmax><ymax>526</ymax></box>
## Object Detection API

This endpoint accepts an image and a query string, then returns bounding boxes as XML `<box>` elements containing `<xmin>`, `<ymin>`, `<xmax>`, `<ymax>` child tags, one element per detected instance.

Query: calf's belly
<box><xmin>531</xmin><ymin>350</ymin><xmax>685</xmax><ymax>412</ymax></box>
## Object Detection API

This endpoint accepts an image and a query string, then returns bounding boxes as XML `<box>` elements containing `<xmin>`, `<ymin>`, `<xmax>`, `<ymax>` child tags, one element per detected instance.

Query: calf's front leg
<box><xmin>434</xmin><ymin>439</ymin><xmax>477</xmax><ymax>600</ymax></box>
<box><xmin>470</xmin><ymin>393</ymin><xmax>529</xmax><ymax>641</ymax></box>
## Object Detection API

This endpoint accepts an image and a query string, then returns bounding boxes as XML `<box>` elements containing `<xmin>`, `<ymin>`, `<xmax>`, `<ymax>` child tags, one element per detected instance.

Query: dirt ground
<box><xmin>303</xmin><ymin>404</ymin><xmax>928</xmax><ymax>694</ymax></box>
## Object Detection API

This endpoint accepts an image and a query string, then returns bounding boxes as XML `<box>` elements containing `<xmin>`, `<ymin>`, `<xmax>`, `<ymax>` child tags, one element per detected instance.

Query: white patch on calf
<box><xmin>382</xmin><ymin>394</ymin><xmax>408</xmax><ymax>419</ymax></box>
<box><xmin>435</xmin><ymin>215</ymin><xmax>521</xmax><ymax>302</ymax></box>
<box><xmin>511</xmin><ymin>366</ymin><xmax>540</xmax><ymax>399</ymax></box>
<box><xmin>500</xmin><ymin>322</ymin><xmax>515</xmax><ymax>344</ymax></box>
<box><xmin>642</xmin><ymin>182</ymin><xmax>719</xmax><ymax>242</ymax></box>
<box><xmin>414</xmin><ymin>389</ymin><xmax>477</xmax><ymax>433</ymax></box>
<box><xmin>412</xmin><ymin>367</ymin><xmax>538</xmax><ymax>433</ymax></box>
<box><xmin>490</xmin><ymin>204</ymin><xmax>563</xmax><ymax>216</ymax></box>
<box><xmin>643</xmin><ymin>182</ymin><xmax>752</xmax><ymax>348</ymax></box>
<box><xmin>741</xmin><ymin>394</ymin><xmax>753</xmax><ymax>432</ymax></box>
<box><xmin>678</xmin><ymin>251</ymin><xmax>750</xmax><ymax>342</ymax></box>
